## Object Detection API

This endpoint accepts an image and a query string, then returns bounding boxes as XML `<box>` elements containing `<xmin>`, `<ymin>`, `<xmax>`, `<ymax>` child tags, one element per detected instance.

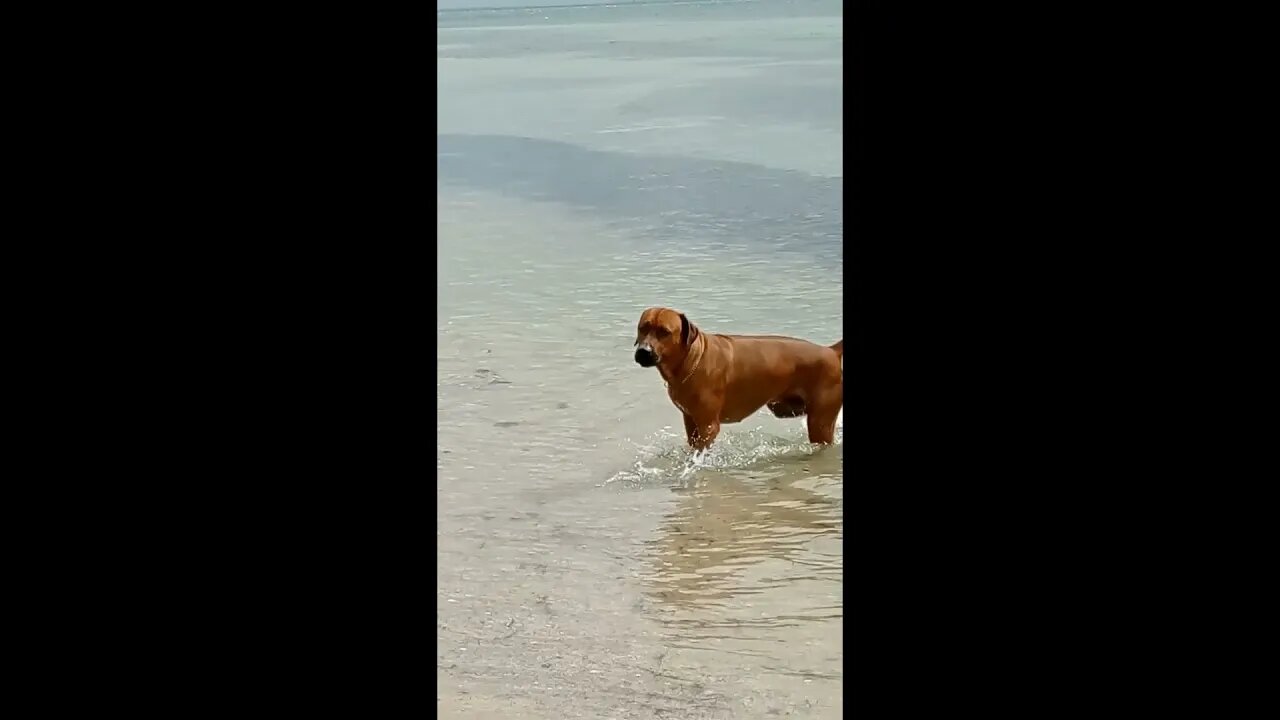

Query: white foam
<box><xmin>606</xmin><ymin>421</ymin><xmax>842</xmax><ymax>487</ymax></box>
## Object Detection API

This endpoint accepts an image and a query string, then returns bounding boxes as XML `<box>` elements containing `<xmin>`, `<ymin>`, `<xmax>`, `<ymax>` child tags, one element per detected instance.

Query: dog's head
<box><xmin>634</xmin><ymin>307</ymin><xmax>699</xmax><ymax>368</ymax></box>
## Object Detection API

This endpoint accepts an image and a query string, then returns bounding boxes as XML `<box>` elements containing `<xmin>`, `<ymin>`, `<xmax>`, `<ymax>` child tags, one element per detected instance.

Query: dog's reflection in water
<box><xmin>644</xmin><ymin>450</ymin><xmax>842</xmax><ymax>616</ymax></box>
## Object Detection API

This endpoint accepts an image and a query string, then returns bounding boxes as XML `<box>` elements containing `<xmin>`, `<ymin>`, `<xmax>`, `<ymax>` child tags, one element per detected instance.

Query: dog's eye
<box><xmin>655</xmin><ymin>328</ymin><xmax>670</xmax><ymax>338</ymax></box>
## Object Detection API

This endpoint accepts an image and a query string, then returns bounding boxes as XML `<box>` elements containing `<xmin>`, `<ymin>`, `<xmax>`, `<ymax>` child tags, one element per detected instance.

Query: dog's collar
<box><xmin>679</xmin><ymin>353</ymin><xmax>702</xmax><ymax>385</ymax></box>
<box><xmin>672</xmin><ymin>337</ymin><xmax>704</xmax><ymax>386</ymax></box>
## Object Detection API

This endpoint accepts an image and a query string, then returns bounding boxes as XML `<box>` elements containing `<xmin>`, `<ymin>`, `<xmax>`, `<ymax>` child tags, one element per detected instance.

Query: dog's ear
<box><xmin>679</xmin><ymin>312</ymin><xmax>698</xmax><ymax>346</ymax></box>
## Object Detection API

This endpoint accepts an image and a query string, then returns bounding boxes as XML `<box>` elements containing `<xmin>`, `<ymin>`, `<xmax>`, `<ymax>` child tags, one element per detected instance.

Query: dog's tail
<box><xmin>830</xmin><ymin>339</ymin><xmax>843</xmax><ymax>360</ymax></box>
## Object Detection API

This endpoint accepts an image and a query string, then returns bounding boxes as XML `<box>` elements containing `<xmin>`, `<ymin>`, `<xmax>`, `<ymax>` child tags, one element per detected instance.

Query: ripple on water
<box><xmin>606</xmin><ymin>411</ymin><xmax>842</xmax><ymax>487</ymax></box>
<box><xmin>614</xmin><ymin>423</ymin><xmax>843</xmax><ymax>709</ymax></box>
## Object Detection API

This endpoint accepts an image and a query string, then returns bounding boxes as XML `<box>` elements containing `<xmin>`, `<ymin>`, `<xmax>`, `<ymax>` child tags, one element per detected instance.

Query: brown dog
<box><xmin>634</xmin><ymin>307</ymin><xmax>843</xmax><ymax>449</ymax></box>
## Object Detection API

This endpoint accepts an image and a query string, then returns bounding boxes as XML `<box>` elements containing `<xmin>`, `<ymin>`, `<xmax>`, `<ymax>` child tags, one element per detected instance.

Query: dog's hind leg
<box><xmin>805</xmin><ymin>386</ymin><xmax>842</xmax><ymax>444</ymax></box>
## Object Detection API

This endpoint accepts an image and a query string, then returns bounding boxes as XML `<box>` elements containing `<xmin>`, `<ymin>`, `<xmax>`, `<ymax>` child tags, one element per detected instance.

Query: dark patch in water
<box><xmin>474</xmin><ymin>368</ymin><xmax>512</xmax><ymax>385</ymax></box>
<box><xmin>437</xmin><ymin>134</ymin><xmax>842</xmax><ymax>261</ymax></box>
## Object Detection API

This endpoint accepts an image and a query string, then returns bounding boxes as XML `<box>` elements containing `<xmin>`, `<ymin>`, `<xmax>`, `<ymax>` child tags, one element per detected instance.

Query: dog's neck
<box><xmin>660</xmin><ymin>333</ymin><xmax>706</xmax><ymax>387</ymax></box>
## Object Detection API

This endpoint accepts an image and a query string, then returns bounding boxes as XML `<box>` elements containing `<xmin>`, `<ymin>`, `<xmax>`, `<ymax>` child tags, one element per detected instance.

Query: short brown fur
<box><xmin>635</xmin><ymin>307</ymin><xmax>843</xmax><ymax>449</ymax></box>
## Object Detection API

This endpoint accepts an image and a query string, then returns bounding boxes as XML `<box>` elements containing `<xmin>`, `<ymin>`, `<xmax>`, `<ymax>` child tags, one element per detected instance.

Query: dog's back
<box><xmin>709</xmin><ymin>333</ymin><xmax>842</xmax><ymax>423</ymax></box>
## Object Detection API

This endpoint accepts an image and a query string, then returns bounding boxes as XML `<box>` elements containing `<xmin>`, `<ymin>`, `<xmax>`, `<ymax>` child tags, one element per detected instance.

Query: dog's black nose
<box><xmin>634</xmin><ymin>348</ymin><xmax>657</xmax><ymax>367</ymax></box>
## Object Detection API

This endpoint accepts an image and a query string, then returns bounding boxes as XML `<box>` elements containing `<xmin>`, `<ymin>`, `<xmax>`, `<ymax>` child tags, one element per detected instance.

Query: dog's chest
<box><xmin>666</xmin><ymin>387</ymin><xmax>692</xmax><ymax>415</ymax></box>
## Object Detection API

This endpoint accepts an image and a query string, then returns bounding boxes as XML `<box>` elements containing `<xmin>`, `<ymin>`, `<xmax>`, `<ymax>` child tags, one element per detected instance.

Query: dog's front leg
<box><xmin>683</xmin><ymin>413</ymin><xmax>720</xmax><ymax>449</ymax></box>
<box><xmin>682</xmin><ymin>413</ymin><xmax>699</xmax><ymax>447</ymax></box>
<box><xmin>689</xmin><ymin>416</ymin><xmax>721</xmax><ymax>451</ymax></box>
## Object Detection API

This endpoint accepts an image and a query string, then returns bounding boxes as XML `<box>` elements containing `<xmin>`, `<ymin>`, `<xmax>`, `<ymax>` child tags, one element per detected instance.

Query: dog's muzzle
<box><xmin>634</xmin><ymin>345</ymin><xmax>658</xmax><ymax>367</ymax></box>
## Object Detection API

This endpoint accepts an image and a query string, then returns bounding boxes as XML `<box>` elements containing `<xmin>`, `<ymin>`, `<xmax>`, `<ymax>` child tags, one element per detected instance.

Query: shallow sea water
<box><xmin>438</xmin><ymin>1</ymin><xmax>843</xmax><ymax>717</ymax></box>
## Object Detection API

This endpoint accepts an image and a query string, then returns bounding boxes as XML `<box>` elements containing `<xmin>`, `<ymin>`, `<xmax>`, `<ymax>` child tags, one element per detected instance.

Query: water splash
<box><xmin>606</xmin><ymin>414</ymin><xmax>842</xmax><ymax>487</ymax></box>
